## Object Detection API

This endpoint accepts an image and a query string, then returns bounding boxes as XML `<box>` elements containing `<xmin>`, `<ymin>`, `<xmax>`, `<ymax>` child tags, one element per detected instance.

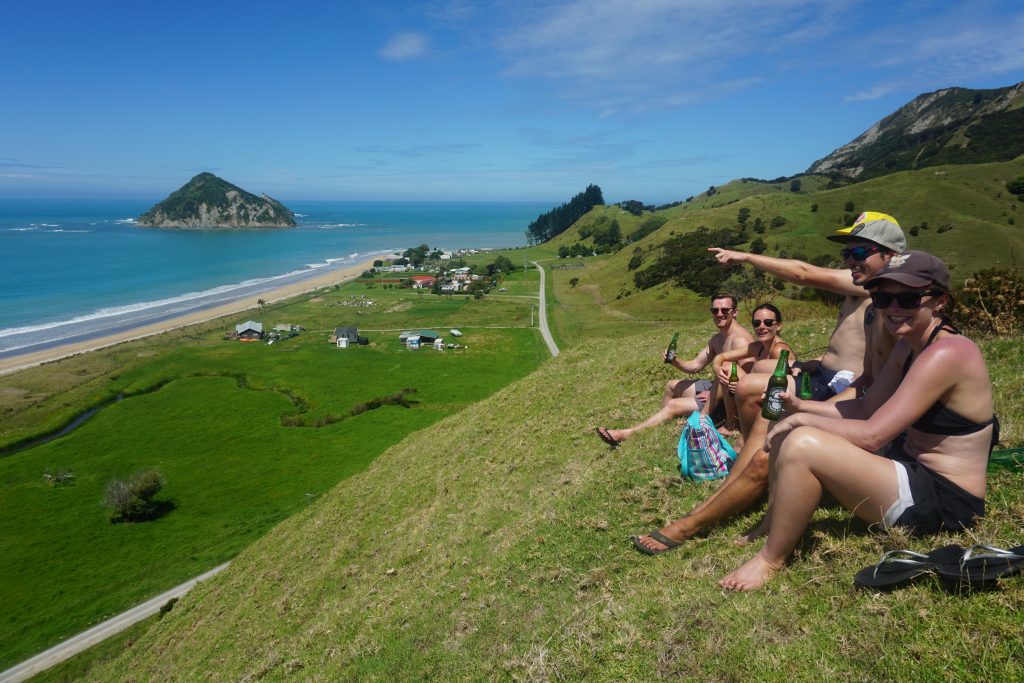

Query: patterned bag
<box><xmin>677</xmin><ymin>410</ymin><xmax>737</xmax><ymax>481</ymax></box>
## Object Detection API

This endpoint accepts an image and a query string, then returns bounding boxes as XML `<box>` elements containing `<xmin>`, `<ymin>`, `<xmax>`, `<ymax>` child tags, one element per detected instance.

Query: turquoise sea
<box><xmin>0</xmin><ymin>199</ymin><xmax>548</xmax><ymax>357</ymax></box>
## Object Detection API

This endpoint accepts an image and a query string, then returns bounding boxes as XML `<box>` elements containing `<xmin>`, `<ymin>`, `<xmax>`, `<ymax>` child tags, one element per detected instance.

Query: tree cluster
<box><xmin>526</xmin><ymin>184</ymin><xmax>604</xmax><ymax>244</ymax></box>
<box><xmin>632</xmin><ymin>226</ymin><xmax>746</xmax><ymax>295</ymax></box>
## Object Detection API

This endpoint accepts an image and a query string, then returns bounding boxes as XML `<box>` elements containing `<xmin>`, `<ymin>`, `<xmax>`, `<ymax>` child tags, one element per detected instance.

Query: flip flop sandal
<box><xmin>631</xmin><ymin>530</ymin><xmax>682</xmax><ymax>556</ymax></box>
<box><xmin>935</xmin><ymin>544</ymin><xmax>1024</xmax><ymax>588</ymax></box>
<box><xmin>854</xmin><ymin>544</ymin><xmax>964</xmax><ymax>589</ymax></box>
<box><xmin>595</xmin><ymin>427</ymin><xmax>621</xmax><ymax>449</ymax></box>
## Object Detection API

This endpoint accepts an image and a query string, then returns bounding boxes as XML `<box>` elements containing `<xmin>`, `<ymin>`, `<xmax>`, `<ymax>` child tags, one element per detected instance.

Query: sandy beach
<box><xmin>0</xmin><ymin>258</ymin><xmax>376</xmax><ymax>377</ymax></box>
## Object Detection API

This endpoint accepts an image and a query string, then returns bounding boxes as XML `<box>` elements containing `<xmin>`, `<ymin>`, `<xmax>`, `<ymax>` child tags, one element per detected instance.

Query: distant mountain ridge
<box><xmin>138</xmin><ymin>173</ymin><xmax>296</xmax><ymax>228</ymax></box>
<box><xmin>808</xmin><ymin>82</ymin><xmax>1024</xmax><ymax>182</ymax></box>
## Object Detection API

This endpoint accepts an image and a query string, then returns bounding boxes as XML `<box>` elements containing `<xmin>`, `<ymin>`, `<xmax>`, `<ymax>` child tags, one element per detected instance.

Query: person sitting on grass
<box><xmin>705</xmin><ymin>303</ymin><xmax>795</xmax><ymax>446</ymax></box>
<box><xmin>596</xmin><ymin>293</ymin><xmax>754</xmax><ymax>447</ymax></box>
<box><xmin>719</xmin><ymin>251</ymin><xmax>998</xmax><ymax>592</ymax></box>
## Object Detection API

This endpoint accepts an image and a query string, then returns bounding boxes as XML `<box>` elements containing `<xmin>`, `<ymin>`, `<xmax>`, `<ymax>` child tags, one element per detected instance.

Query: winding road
<box><xmin>532</xmin><ymin>261</ymin><xmax>560</xmax><ymax>358</ymax></box>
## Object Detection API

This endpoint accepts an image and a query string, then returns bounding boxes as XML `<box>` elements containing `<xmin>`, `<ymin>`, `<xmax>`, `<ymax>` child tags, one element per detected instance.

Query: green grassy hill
<box><xmin>87</xmin><ymin>324</ymin><xmax>1024</xmax><ymax>681</ymax></box>
<box><xmin>535</xmin><ymin>159</ymin><xmax>1024</xmax><ymax>341</ymax></box>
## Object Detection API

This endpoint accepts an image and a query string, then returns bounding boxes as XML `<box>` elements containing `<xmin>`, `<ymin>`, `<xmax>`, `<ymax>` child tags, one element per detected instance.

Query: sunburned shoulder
<box><xmin>912</xmin><ymin>334</ymin><xmax>986</xmax><ymax>376</ymax></box>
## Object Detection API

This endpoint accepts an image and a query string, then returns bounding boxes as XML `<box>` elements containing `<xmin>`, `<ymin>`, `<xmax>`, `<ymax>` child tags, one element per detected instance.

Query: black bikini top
<box><xmin>901</xmin><ymin>321</ymin><xmax>999</xmax><ymax>445</ymax></box>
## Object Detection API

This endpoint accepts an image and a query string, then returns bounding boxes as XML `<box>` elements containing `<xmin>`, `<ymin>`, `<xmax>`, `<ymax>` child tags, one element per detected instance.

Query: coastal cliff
<box><xmin>138</xmin><ymin>173</ymin><xmax>296</xmax><ymax>228</ymax></box>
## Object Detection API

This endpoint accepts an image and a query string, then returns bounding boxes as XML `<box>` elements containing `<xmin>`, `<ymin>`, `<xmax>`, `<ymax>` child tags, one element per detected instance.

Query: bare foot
<box><xmin>733</xmin><ymin>517</ymin><xmax>770</xmax><ymax>547</ymax></box>
<box><xmin>718</xmin><ymin>552</ymin><xmax>784</xmax><ymax>591</ymax></box>
<box><xmin>717</xmin><ymin>423</ymin><xmax>739</xmax><ymax>437</ymax></box>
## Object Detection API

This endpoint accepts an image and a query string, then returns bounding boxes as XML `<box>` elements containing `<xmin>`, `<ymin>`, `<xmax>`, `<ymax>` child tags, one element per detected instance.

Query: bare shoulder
<box><xmin>922</xmin><ymin>334</ymin><xmax>984</xmax><ymax>366</ymax></box>
<box><xmin>726</xmin><ymin>326</ymin><xmax>754</xmax><ymax>346</ymax></box>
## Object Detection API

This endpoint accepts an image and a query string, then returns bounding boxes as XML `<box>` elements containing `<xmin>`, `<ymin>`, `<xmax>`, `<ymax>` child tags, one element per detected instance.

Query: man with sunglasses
<box><xmin>597</xmin><ymin>293</ymin><xmax>753</xmax><ymax>447</ymax></box>
<box><xmin>632</xmin><ymin>212</ymin><xmax>905</xmax><ymax>554</ymax></box>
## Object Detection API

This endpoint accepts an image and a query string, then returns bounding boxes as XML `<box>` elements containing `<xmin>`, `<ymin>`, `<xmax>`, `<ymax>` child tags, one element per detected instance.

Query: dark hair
<box><xmin>711</xmin><ymin>293</ymin><xmax>738</xmax><ymax>309</ymax></box>
<box><xmin>752</xmin><ymin>302</ymin><xmax>782</xmax><ymax>324</ymax></box>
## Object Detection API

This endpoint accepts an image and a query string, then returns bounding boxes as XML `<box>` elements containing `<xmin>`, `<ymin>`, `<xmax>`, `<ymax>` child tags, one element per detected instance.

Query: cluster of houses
<box><xmin>230</xmin><ymin>322</ymin><xmax>304</xmax><ymax>344</ymax></box>
<box><xmin>372</xmin><ymin>265</ymin><xmax>486</xmax><ymax>294</ymax></box>
<box><xmin>229</xmin><ymin>321</ymin><xmax>466</xmax><ymax>352</ymax></box>
<box><xmin>398</xmin><ymin>329</ymin><xmax>465</xmax><ymax>350</ymax></box>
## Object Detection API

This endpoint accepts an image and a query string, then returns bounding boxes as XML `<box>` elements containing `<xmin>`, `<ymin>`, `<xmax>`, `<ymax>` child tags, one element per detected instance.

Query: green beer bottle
<box><xmin>798</xmin><ymin>371</ymin><xmax>813</xmax><ymax>400</ymax></box>
<box><xmin>728</xmin><ymin>362</ymin><xmax>739</xmax><ymax>396</ymax></box>
<box><xmin>665</xmin><ymin>332</ymin><xmax>679</xmax><ymax>363</ymax></box>
<box><xmin>761</xmin><ymin>350</ymin><xmax>790</xmax><ymax>420</ymax></box>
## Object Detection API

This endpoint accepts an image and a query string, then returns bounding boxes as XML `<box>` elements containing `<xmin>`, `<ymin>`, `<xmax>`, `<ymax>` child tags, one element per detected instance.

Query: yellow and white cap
<box><xmin>827</xmin><ymin>211</ymin><xmax>906</xmax><ymax>253</ymax></box>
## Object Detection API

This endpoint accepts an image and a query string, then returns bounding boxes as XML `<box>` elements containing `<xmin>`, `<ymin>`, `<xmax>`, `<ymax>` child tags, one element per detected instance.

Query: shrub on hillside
<box><xmin>103</xmin><ymin>470</ymin><xmax>166</xmax><ymax>523</ymax></box>
<box><xmin>632</xmin><ymin>226</ymin><xmax>745</xmax><ymax>295</ymax></box>
<box><xmin>1009</xmin><ymin>175</ymin><xmax>1024</xmax><ymax>196</ymax></box>
<box><xmin>627</xmin><ymin>215</ymin><xmax>667</xmax><ymax>242</ymax></box>
<box><xmin>952</xmin><ymin>266</ymin><xmax>1024</xmax><ymax>337</ymax></box>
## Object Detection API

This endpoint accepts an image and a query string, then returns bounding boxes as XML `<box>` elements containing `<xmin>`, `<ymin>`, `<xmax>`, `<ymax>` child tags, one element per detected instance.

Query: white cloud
<box><xmin>493</xmin><ymin>0</ymin><xmax>848</xmax><ymax>112</ymax></box>
<box><xmin>380</xmin><ymin>32</ymin><xmax>429</xmax><ymax>62</ymax></box>
<box><xmin>844</xmin><ymin>83</ymin><xmax>900</xmax><ymax>102</ymax></box>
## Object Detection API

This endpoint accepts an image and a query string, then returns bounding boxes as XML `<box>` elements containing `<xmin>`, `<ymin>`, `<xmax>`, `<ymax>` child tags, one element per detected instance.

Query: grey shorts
<box><xmin>691</xmin><ymin>379</ymin><xmax>725</xmax><ymax>423</ymax></box>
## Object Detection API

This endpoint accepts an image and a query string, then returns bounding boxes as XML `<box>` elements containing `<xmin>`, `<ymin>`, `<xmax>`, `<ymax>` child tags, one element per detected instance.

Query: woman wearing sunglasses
<box><xmin>707</xmin><ymin>303</ymin><xmax>794</xmax><ymax>444</ymax></box>
<box><xmin>719</xmin><ymin>251</ymin><xmax>997</xmax><ymax>591</ymax></box>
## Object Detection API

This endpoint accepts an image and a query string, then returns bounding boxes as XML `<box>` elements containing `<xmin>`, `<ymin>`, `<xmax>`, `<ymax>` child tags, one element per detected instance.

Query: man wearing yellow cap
<box><xmin>631</xmin><ymin>211</ymin><xmax>905</xmax><ymax>554</ymax></box>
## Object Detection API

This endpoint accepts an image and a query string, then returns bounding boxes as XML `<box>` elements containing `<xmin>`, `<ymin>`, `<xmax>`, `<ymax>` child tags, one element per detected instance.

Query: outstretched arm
<box><xmin>708</xmin><ymin>247</ymin><xmax>864</xmax><ymax>296</ymax></box>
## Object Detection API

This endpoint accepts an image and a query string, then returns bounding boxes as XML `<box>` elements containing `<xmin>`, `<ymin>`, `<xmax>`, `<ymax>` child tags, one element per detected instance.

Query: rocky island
<box><xmin>138</xmin><ymin>172</ymin><xmax>297</xmax><ymax>228</ymax></box>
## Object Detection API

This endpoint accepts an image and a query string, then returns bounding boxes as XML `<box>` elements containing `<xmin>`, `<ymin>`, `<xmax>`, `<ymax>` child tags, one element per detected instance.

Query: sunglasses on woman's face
<box><xmin>841</xmin><ymin>245</ymin><xmax>882</xmax><ymax>261</ymax></box>
<box><xmin>752</xmin><ymin>319</ymin><xmax>777</xmax><ymax>327</ymax></box>
<box><xmin>709</xmin><ymin>307</ymin><xmax>735</xmax><ymax>314</ymax></box>
<box><xmin>870</xmin><ymin>290</ymin><xmax>944</xmax><ymax>309</ymax></box>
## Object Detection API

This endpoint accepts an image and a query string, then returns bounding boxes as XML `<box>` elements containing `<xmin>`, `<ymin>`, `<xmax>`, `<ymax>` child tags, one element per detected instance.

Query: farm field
<box><xmin>0</xmin><ymin>271</ymin><xmax>546</xmax><ymax>668</ymax></box>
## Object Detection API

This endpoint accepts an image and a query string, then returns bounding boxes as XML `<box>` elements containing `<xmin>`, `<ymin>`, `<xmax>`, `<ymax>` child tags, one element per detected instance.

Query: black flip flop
<box><xmin>854</xmin><ymin>544</ymin><xmax>964</xmax><ymax>589</ymax></box>
<box><xmin>935</xmin><ymin>544</ymin><xmax>1024</xmax><ymax>588</ymax></box>
<box><xmin>595</xmin><ymin>427</ymin><xmax>621</xmax><ymax>449</ymax></box>
<box><xmin>631</xmin><ymin>530</ymin><xmax>682</xmax><ymax>556</ymax></box>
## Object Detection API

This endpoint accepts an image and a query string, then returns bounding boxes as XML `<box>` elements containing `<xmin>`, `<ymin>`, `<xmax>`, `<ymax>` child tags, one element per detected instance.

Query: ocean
<box><xmin>0</xmin><ymin>199</ymin><xmax>548</xmax><ymax>357</ymax></box>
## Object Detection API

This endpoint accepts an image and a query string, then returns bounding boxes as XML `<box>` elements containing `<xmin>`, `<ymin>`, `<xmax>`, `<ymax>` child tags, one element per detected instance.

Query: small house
<box><xmin>333</xmin><ymin>326</ymin><xmax>358</xmax><ymax>348</ymax></box>
<box><xmin>415</xmin><ymin>330</ymin><xmax>441</xmax><ymax>343</ymax></box>
<box><xmin>433</xmin><ymin>338</ymin><xmax>445</xmax><ymax>350</ymax></box>
<box><xmin>409</xmin><ymin>275</ymin><xmax>437</xmax><ymax>289</ymax></box>
<box><xmin>235</xmin><ymin>321</ymin><xmax>263</xmax><ymax>341</ymax></box>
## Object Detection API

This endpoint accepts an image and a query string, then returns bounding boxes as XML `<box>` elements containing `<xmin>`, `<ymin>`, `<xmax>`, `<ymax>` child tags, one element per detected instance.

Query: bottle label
<box><xmin>765</xmin><ymin>387</ymin><xmax>784</xmax><ymax>415</ymax></box>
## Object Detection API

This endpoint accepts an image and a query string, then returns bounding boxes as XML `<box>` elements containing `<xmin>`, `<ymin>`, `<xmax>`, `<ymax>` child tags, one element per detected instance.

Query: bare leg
<box><xmin>632</xmin><ymin>430</ymin><xmax>770</xmax><ymax>552</ymax></box>
<box><xmin>607</xmin><ymin>379</ymin><xmax>700</xmax><ymax>442</ymax></box>
<box><xmin>718</xmin><ymin>427</ymin><xmax>900</xmax><ymax>591</ymax></box>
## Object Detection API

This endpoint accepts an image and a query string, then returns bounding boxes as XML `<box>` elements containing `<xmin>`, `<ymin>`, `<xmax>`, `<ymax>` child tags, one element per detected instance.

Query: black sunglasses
<box><xmin>841</xmin><ymin>245</ymin><xmax>882</xmax><ymax>261</ymax></box>
<box><xmin>870</xmin><ymin>290</ymin><xmax>944</xmax><ymax>309</ymax></box>
<box><xmin>709</xmin><ymin>307</ymin><xmax>735</xmax><ymax>314</ymax></box>
<box><xmin>752</xmin><ymin>319</ymin><xmax>777</xmax><ymax>327</ymax></box>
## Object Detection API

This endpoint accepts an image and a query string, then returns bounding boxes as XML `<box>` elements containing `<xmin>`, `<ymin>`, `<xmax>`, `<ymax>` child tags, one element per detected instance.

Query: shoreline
<box><xmin>0</xmin><ymin>258</ymin><xmax>376</xmax><ymax>377</ymax></box>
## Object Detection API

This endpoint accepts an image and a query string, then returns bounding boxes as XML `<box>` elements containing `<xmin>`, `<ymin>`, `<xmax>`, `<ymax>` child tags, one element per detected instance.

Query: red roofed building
<box><xmin>409</xmin><ymin>275</ymin><xmax>437</xmax><ymax>289</ymax></box>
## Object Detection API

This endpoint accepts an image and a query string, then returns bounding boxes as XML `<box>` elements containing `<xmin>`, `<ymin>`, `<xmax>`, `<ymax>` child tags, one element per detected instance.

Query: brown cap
<box><xmin>863</xmin><ymin>250</ymin><xmax>950</xmax><ymax>291</ymax></box>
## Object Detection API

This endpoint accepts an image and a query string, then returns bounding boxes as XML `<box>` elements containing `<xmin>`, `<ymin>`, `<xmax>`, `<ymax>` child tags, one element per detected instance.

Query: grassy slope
<box><xmin>90</xmin><ymin>325</ymin><xmax>1024</xmax><ymax>681</ymax></box>
<box><xmin>28</xmin><ymin>162</ymin><xmax>1024</xmax><ymax>678</ymax></box>
<box><xmin>0</xmin><ymin>279</ymin><xmax>545</xmax><ymax>668</ymax></box>
<box><xmin>549</xmin><ymin>159</ymin><xmax>1024</xmax><ymax>311</ymax></box>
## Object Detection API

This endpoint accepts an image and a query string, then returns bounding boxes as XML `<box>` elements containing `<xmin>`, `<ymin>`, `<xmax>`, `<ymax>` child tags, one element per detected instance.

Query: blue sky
<box><xmin>2</xmin><ymin>0</ymin><xmax>1022</xmax><ymax>203</ymax></box>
